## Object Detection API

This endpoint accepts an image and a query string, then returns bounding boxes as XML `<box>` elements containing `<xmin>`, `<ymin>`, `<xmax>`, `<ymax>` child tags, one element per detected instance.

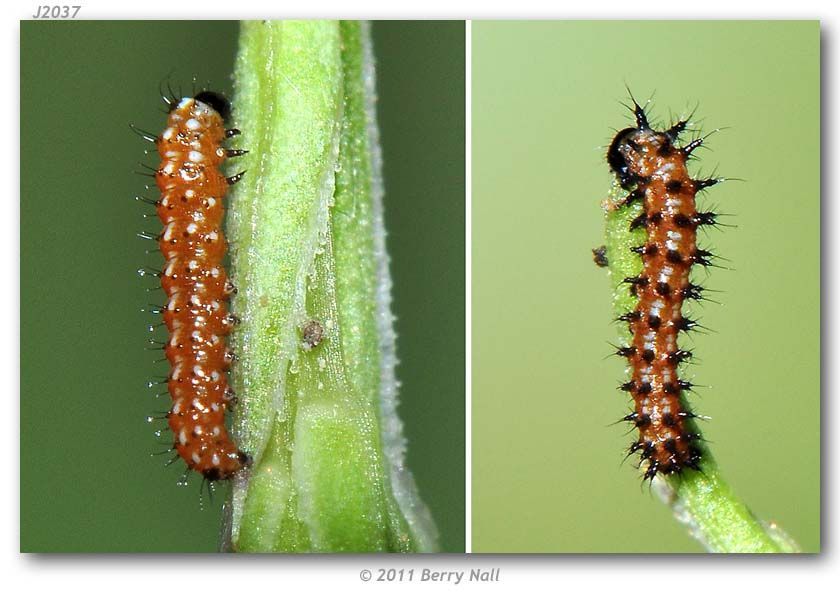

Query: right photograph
<box><xmin>472</xmin><ymin>21</ymin><xmax>820</xmax><ymax>553</ymax></box>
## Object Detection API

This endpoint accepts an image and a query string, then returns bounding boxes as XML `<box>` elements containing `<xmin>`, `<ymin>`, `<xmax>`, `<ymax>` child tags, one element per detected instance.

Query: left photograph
<box><xmin>20</xmin><ymin>20</ymin><xmax>465</xmax><ymax>553</ymax></box>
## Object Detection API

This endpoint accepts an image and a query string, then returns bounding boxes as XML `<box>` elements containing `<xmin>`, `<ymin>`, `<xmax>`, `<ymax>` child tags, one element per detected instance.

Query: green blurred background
<box><xmin>472</xmin><ymin>21</ymin><xmax>819</xmax><ymax>553</ymax></box>
<box><xmin>21</xmin><ymin>21</ymin><xmax>465</xmax><ymax>552</ymax></box>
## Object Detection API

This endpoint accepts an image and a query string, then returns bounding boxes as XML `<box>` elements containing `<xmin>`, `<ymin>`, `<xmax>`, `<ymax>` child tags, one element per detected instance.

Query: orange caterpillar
<box><xmin>607</xmin><ymin>98</ymin><xmax>721</xmax><ymax>480</ymax></box>
<box><xmin>138</xmin><ymin>90</ymin><xmax>250</xmax><ymax>481</ymax></box>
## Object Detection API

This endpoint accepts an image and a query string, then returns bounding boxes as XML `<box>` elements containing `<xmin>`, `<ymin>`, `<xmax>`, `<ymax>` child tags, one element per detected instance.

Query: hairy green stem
<box><xmin>221</xmin><ymin>19</ymin><xmax>437</xmax><ymax>553</ymax></box>
<box><xmin>602</xmin><ymin>185</ymin><xmax>799</xmax><ymax>553</ymax></box>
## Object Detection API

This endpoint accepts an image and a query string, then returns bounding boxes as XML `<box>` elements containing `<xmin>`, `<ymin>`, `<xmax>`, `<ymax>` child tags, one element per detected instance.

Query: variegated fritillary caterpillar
<box><xmin>134</xmin><ymin>89</ymin><xmax>250</xmax><ymax>482</ymax></box>
<box><xmin>603</xmin><ymin>95</ymin><xmax>724</xmax><ymax>481</ymax></box>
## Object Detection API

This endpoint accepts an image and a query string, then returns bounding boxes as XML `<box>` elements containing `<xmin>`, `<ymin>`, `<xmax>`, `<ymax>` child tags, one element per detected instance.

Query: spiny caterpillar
<box><xmin>603</xmin><ymin>95</ymin><xmax>724</xmax><ymax>481</ymax></box>
<box><xmin>133</xmin><ymin>88</ymin><xmax>250</xmax><ymax>482</ymax></box>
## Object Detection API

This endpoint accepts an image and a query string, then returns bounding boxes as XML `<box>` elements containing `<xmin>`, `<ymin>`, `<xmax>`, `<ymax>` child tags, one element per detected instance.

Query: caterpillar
<box><xmin>604</xmin><ymin>96</ymin><xmax>722</xmax><ymax>481</ymax></box>
<box><xmin>134</xmin><ymin>88</ymin><xmax>250</xmax><ymax>482</ymax></box>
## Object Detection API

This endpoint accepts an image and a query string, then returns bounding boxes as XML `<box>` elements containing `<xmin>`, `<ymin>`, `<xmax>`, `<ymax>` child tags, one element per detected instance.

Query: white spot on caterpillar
<box><xmin>659</xmin><ymin>265</ymin><xmax>674</xmax><ymax>283</ymax></box>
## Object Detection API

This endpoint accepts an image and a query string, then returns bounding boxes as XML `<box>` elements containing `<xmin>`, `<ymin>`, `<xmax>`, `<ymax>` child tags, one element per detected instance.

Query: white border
<box><xmin>8</xmin><ymin>0</ymin><xmax>838</xmax><ymax>597</ymax></box>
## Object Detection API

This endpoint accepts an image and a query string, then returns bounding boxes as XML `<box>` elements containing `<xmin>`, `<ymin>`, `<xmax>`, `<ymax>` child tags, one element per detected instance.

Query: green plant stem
<box><xmin>222</xmin><ymin>19</ymin><xmax>437</xmax><ymax>553</ymax></box>
<box><xmin>603</xmin><ymin>185</ymin><xmax>799</xmax><ymax>553</ymax></box>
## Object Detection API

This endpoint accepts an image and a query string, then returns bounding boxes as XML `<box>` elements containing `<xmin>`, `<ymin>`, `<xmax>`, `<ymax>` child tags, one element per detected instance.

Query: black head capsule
<box><xmin>607</xmin><ymin>128</ymin><xmax>642</xmax><ymax>190</ymax></box>
<box><xmin>194</xmin><ymin>90</ymin><xmax>232</xmax><ymax>121</ymax></box>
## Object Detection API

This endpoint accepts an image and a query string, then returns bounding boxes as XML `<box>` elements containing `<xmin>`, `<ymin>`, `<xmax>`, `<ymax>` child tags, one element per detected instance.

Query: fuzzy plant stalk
<box><xmin>221</xmin><ymin>20</ymin><xmax>437</xmax><ymax>553</ymax></box>
<box><xmin>602</xmin><ymin>185</ymin><xmax>799</xmax><ymax>553</ymax></box>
